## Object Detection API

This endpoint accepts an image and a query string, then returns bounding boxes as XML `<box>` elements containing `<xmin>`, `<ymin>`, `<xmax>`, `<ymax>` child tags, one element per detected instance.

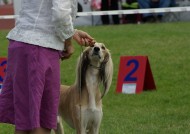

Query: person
<box><xmin>0</xmin><ymin>0</ymin><xmax>95</xmax><ymax>134</ymax></box>
<box><xmin>138</xmin><ymin>0</ymin><xmax>174</xmax><ymax>22</ymax></box>
<box><xmin>101</xmin><ymin>0</ymin><xmax>120</xmax><ymax>25</ymax></box>
<box><xmin>121</xmin><ymin>0</ymin><xmax>139</xmax><ymax>23</ymax></box>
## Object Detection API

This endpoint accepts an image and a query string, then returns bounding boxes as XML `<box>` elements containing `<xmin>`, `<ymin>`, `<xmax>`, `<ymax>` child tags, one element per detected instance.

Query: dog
<box><xmin>54</xmin><ymin>42</ymin><xmax>113</xmax><ymax>134</ymax></box>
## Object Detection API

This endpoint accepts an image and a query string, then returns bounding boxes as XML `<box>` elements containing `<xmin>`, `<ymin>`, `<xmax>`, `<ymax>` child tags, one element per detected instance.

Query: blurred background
<box><xmin>0</xmin><ymin>0</ymin><xmax>190</xmax><ymax>30</ymax></box>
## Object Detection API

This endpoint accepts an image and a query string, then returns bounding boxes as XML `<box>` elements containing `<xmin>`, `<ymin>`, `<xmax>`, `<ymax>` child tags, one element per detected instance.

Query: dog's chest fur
<box><xmin>76</xmin><ymin>67</ymin><xmax>103</xmax><ymax>129</ymax></box>
<box><xmin>85</xmin><ymin>68</ymin><xmax>100</xmax><ymax>110</ymax></box>
<box><xmin>76</xmin><ymin>105</ymin><xmax>103</xmax><ymax>129</ymax></box>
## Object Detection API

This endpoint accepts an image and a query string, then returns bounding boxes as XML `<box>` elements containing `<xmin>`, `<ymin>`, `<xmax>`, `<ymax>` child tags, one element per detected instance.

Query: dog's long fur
<box><xmin>54</xmin><ymin>43</ymin><xmax>113</xmax><ymax>134</ymax></box>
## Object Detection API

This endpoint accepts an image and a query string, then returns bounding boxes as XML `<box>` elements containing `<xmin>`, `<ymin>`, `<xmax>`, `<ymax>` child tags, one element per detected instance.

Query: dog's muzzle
<box><xmin>92</xmin><ymin>47</ymin><xmax>101</xmax><ymax>59</ymax></box>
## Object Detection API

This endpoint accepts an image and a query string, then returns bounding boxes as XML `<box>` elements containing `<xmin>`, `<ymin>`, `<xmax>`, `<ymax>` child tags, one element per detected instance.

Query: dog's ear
<box><xmin>100</xmin><ymin>51</ymin><xmax>113</xmax><ymax>98</ymax></box>
<box><xmin>76</xmin><ymin>50</ymin><xmax>89</xmax><ymax>91</ymax></box>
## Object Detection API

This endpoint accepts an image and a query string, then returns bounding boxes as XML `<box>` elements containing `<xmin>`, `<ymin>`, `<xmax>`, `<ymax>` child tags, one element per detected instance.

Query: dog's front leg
<box><xmin>87</xmin><ymin>111</ymin><xmax>103</xmax><ymax>134</ymax></box>
<box><xmin>54</xmin><ymin>115</ymin><xmax>64</xmax><ymax>134</ymax></box>
<box><xmin>75</xmin><ymin>121</ymin><xmax>86</xmax><ymax>134</ymax></box>
<box><xmin>89</xmin><ymin>123</ymin><xmax>101</xmax><ymax>134</ymax></box>
<box><xmin>76</xmin><ymin>128</ymin><xmax>86</xmax><ymax>134</ymax></box>
<box><xmin>75</xmin><ymin>106</ymin><xmax>87</xmax><ymax>134</ymax></box>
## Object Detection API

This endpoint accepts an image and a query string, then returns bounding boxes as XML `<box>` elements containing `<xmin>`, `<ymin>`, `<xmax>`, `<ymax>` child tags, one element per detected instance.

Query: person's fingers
<box><xmin>86</xmin><ymin>38</ymin><xmax>95</xmax><ymax>46</ymax></box>
<box><xmin>61</xmin><ymin>51</ymin><xmax>69</xmax><ymax>60</ymax></box>
<box><xmin>77</xmin><ymin>30</ymin><xmax>94</xmax><ymax>41</ymax></box>
<box><xmin>84</xmin><ymin>33</ymin><xmax>94</xmax><ymax>40</ymax></box>
<box><xmin>88</xmin><ymin>40</ymin><xmax>96</xmax><ymax>46</ymax></box>
<box><xmin>80</xmin><ymin>31</ymin><xmax>94</xmax><ymax>41</ymax></box>
<box><xmin>61</xmin><ymin>50</ymin><xmax>73</xmax><ymax>60</ymax></box>
<box><xmin>80</xmin><ymin>38</ymin><xmax>95</xmax><ymax>47</ymax></box>
<box><xmin>73</xmin><ymin>30</ymin><xmax>95</xmax><ymax>47</ymax></box>
<box><xmin>61</xmin><ymin>54</ymin><xmax>71</xmax><ymax>60</ymax></box>
<box><xmin>84</xmin><ymin>38</ymin><xmax>89</xmax><ymax>46</ymax></box>
<box><xmin>81</xmin><ymin>38</ymin><xmax>85</xmax><ymax>46</ymax></box>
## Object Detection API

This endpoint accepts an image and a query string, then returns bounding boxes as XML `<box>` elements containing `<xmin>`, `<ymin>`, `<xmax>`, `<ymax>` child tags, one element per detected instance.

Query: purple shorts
<box><xmin>0</xmin><ymin>40</ymin><xmax>60</xmax><ymax>130</ymax></box>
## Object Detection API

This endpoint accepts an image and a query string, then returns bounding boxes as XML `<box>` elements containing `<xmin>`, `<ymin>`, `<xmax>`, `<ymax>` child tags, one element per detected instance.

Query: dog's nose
<box><xmin>94</xmin><ymin>47</ymin><xmax>100</xmax><ymax>52</ymax></box>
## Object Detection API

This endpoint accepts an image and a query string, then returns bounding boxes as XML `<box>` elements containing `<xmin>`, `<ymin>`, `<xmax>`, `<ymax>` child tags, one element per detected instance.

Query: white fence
<box><xmin>0</xmin><ymin>0</ymin><xmax>190</xmax><ymax>26</ymax></box>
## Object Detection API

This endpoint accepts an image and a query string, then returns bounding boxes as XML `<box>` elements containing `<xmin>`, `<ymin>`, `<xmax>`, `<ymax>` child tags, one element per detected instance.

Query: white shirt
<box><xmin>7</xmin><ymin>0</ymin><xmax>77</xmax><ymax>51</ymax></box>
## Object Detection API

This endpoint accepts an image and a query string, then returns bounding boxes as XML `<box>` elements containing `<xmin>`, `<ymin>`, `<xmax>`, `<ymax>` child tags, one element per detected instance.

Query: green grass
<box><xmin>0</xmin><ymin>22</ymin><xmax>190</xmax><ymax>134</ymax></box>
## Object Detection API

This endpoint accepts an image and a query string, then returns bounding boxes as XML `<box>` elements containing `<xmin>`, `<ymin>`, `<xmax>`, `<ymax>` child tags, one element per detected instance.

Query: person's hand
<box><xmin>60</xmin><ymin>38</ymin><xmax>74</xmax><ymax>60</ymax></box>
<box><xmin>73</xmin><ymin>30</ymin><xmax>95</xmax><ymax>47</ymax></box>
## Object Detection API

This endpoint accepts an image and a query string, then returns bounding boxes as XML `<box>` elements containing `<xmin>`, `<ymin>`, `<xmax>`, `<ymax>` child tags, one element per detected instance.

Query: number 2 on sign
<box><xmin>124</xmin><ymin>59</ymin><xmax>139</xmax><ymax>82</ymax></box>
<box><xmin>0</xmin><ymin>60</ymin><xmax>7</xmax><ymax>82</ymax></box>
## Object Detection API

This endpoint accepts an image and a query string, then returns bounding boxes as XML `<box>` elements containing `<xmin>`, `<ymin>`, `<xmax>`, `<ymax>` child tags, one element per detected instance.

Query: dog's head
<box><xmin>87</xmin><ymin>43</ymin><xmax>108</xmax><ymax>63</ymax></box>
<box><xmin>76</xmin><ymin>42</ymin><xmax>113</xmax><ymax>98</ymax></box>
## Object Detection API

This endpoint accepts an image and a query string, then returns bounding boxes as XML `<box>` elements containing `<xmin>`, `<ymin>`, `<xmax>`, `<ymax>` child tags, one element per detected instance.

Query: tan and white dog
<box><xmin>54</xmin><ymin>43</ymin><xmax>113</xmax><ymax>134</ymax></box>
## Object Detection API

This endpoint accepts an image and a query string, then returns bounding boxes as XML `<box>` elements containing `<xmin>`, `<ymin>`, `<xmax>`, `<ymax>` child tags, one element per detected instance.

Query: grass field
<box><xmin>0</xmin><ymin>22</ymin><xmax>190</xmax><ymax>134</ymax></box>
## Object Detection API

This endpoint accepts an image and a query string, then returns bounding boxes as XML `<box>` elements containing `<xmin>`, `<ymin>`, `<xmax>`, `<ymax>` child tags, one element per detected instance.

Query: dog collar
<box><xmin>89</xmin><ymin>64</ymin><xmax>102</xmax><ymax>70</ymax></box>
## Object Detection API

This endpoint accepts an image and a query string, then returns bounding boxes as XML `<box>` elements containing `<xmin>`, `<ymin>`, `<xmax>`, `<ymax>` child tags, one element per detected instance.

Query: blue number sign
<box><xmin>124</xmin><ymin>59</ymin><xmax>139</xmax><ymax>82</ymax></box>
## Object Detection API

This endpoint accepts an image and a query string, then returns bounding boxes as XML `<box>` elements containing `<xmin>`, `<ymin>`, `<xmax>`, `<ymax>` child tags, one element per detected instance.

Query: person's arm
<box><xmin>52</xmin><ymin>0</ymin><xmax>75</xmax><ymax>41</ymax></box>
<box><xmin>52</xmin><ymin>0</ymin><xmax>95</xmax><ymax>60</ymax></box>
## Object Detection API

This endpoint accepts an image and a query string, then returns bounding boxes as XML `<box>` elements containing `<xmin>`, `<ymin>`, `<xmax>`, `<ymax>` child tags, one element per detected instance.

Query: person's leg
<box><xmin>138</xmin><ymin>0</ymin><xmax>152</xmax><ymax>18</ymax></box>
<box><xmin>157</xmin><ymin>0</ymin><xmax>171</xmax><ymax>20</ymax></box>
<box><xmin>38</xmin><ymin>47</ymin><xmax>60</xmax><ymax>131</ymax></box>
<box><xmin>30</xmin><ymin>128</ymin><xmax>51</xmax><ymax>134</ymax></box>
<box><xmin>170</xmin><ymin>0</ymin><xmax>176</xmax><ymax>7</ymax></box>
<box><xmin>7</xmin><ymin>42</ymin><xmax>59</xmax><ymax>133</ymax></box>
<box><xmin>101</xmin><ymin>0</ymin><xmax>110</xmax><ymax>24</ymax></box>
<box><xmin>110</xmin><ymin>0</ymin><xmax>120</xmax><ymax>24</ymax></box>
<box><xmin>11</xmin><ymin>42</ymin><xmax>57</xmax><ymax>131</ymax></box>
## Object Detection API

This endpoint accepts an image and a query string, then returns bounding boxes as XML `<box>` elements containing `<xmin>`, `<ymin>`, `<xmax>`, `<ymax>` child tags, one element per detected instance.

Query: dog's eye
<box><xmin>101</xmin><ymin>46</ymin><xmax>105</xmax><ymax>50</ymax></box>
